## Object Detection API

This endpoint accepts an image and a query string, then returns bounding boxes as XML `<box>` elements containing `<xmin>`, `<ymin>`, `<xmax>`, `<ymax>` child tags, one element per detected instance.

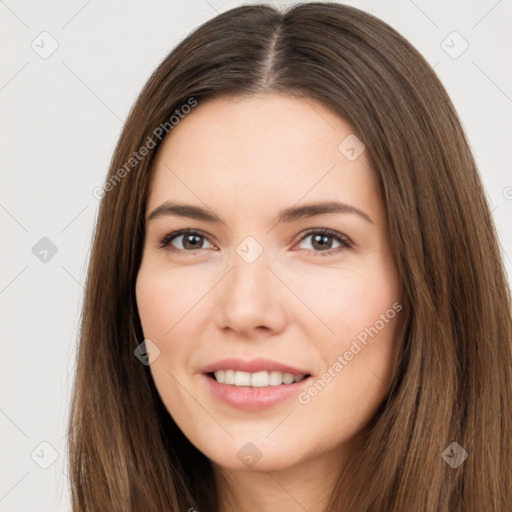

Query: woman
<box><xmin>67</xmin><ymin>2</ymin><xmax>512</xmax><ymax>511</ymax></box>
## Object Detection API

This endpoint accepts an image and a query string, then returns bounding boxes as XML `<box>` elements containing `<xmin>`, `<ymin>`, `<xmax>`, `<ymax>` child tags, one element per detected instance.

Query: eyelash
<box><xmin>158</xmin><ymin>228</ymin><xmax>353</xmax><ymax>257</ymax></box>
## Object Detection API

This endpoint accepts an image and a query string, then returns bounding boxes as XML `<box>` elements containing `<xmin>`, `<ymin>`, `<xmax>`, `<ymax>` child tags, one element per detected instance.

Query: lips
<box><xmin>200</xmin><ymin>357</ymin><xmax>311</xmax><ymax>376</ymax></box>
<box><xmin>200</xmin><ymin>358</ymin><xmax>313</xmax><ymax>410</ymax></box>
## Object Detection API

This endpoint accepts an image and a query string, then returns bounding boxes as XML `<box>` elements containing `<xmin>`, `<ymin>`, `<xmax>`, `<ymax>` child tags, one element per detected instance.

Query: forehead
<box><xmin>147</xmin><ymin>93</ymin><xmax>383</xmax><ymax>224</ymax></box>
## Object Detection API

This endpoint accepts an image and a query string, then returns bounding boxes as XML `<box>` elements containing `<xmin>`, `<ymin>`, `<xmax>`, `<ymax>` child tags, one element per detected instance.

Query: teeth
<box><xmin>225</xmin><ymin>369</ymin><xmax>235</xmax><ymax>385</ymax></box>
<box><xmin>234</xmin><ymin>370</ymin><xmax>251</xmax><ymax>386</ymax></box>
<box><xmin>282</xmin><ymin>373</ymin><xmax>295</xmax><ymax>385</ymax></box>
<box><xmin>213</xmin><ymin>370</ymin><xmax>306</xmax><ymax>387</ymax></box>
<box><xmin>269</xmin><ymin>371</ymin><xmax>283</xmax><ymax>386</ymax></box>
<box><xmin>251</xmin><ymin>371</ymin><xmax>268</xmax><ymax>387</ymax></box>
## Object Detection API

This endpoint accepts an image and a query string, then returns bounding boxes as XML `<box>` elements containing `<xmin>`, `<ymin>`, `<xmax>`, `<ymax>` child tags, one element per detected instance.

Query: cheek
<box><xmin>291</xmin><ymin>258</ymin><xmax>401</xmax><ymax>403</ymax></box>
<box><xmin>135</xmin><ymin>264</ymin><xmax>218</xmax><ymax>390</ymax></box>
<box><xmin>135</xmin><ymin>270</ymin><xmax>197</xmax><ymax>411</ymax></box>
<box><xmin>291</xmin><ymin>262</ymin><xmax>401</xmax><ymax>344</ymax></box>
<box><xmin>135</xmin><ymin>267</ymin><xmax>202</xmax><ymax>339</ymax></box>
<box><xmin>135</xmin><ymin>270</ymin><xmax>193</xmax><ymax>395</ymax></box>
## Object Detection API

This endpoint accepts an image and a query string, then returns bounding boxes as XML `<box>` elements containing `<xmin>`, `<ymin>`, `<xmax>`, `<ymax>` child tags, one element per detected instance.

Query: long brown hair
<box><xmin>67</xmin><ymin>2</ymin><xmax>512</xmax><ymax>510</ymax></box>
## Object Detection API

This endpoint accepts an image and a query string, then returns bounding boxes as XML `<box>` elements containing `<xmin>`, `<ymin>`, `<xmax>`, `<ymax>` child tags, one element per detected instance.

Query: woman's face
<box><xmin>136</xmin><ymin>93</ymin><xmax>402</xmax><ymax>472</ymax></box>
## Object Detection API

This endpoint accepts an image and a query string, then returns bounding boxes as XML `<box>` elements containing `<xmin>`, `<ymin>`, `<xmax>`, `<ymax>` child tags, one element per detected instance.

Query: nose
<box><xmin>214</xmin><ymin>248</ymin><xmax>287</xmax><ymax>338</ymax></box>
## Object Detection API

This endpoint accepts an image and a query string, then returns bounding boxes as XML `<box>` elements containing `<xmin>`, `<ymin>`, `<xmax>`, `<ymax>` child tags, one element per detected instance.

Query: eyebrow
<box><xmin>147</xmin><ymin>200</ymin><xmax>374</xmax><ymax>225</ymax></box>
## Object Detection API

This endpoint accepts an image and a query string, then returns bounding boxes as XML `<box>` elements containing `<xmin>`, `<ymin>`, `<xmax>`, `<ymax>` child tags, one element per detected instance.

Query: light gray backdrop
<box><xmin>1</xmin><ymin>0</ymin><xmax>511</xmax><ymax>510</ymax></box>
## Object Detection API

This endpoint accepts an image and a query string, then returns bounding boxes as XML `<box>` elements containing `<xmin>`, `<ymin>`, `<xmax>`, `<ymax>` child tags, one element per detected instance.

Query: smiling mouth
<box><xmin>207</xmin><ymin>370</ymin><xmax>311</xmax><ymax>387</ymax></box>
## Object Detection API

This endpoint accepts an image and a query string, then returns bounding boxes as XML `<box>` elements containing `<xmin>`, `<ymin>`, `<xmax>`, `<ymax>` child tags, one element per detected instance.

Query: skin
<box><xmin>135</xmin><ymin>93</ymin><xmax>403</xmax><ymax>512</ymax></box>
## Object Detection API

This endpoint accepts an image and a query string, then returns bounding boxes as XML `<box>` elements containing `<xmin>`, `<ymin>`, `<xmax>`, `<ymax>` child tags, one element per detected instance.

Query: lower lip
<box><xmin>203</xmin><ymin>374</ymin><xmax>311</xmax><ymax>410</ymax></box>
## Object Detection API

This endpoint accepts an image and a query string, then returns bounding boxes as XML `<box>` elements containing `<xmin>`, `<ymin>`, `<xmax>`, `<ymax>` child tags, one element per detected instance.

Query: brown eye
<box><xmin>296</xmin><ymin>229</ymin><xmax>352</xmax><ymax>257</ymax></box>
<box><xmin>160</xmin><ymin>230</ymin><xmax>214</xmax><ymax>251</ymax></box>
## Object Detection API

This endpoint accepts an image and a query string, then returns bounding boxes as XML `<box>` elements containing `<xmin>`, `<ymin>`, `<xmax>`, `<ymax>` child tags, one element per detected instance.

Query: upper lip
<box><xmin>201</xmin><ymin>358</ymin><xmax>311</xmax><ymax>376</ymax></box>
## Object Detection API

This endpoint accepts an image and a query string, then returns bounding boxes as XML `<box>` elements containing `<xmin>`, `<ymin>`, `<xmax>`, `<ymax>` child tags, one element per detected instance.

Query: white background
<box><xmin>1</xmin><ymin>0</ymin><xmax>511</xmax><ymax>510</ymax></box>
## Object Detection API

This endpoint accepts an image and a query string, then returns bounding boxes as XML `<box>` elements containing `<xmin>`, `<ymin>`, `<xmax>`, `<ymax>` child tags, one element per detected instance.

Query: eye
<box><xmin>158</xmin><ymin>228</ymin><xmax>353</xmax><ymax>257</ymax></box>
<box><xmin>159</xmin><ymin>229</ymin><xmax>214</xmax><ymax>251</ymax></box>
<box><xmin>295</xmin><ymin>228</ymin><xmax>353</xmax><ymax>257</ymax></box>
